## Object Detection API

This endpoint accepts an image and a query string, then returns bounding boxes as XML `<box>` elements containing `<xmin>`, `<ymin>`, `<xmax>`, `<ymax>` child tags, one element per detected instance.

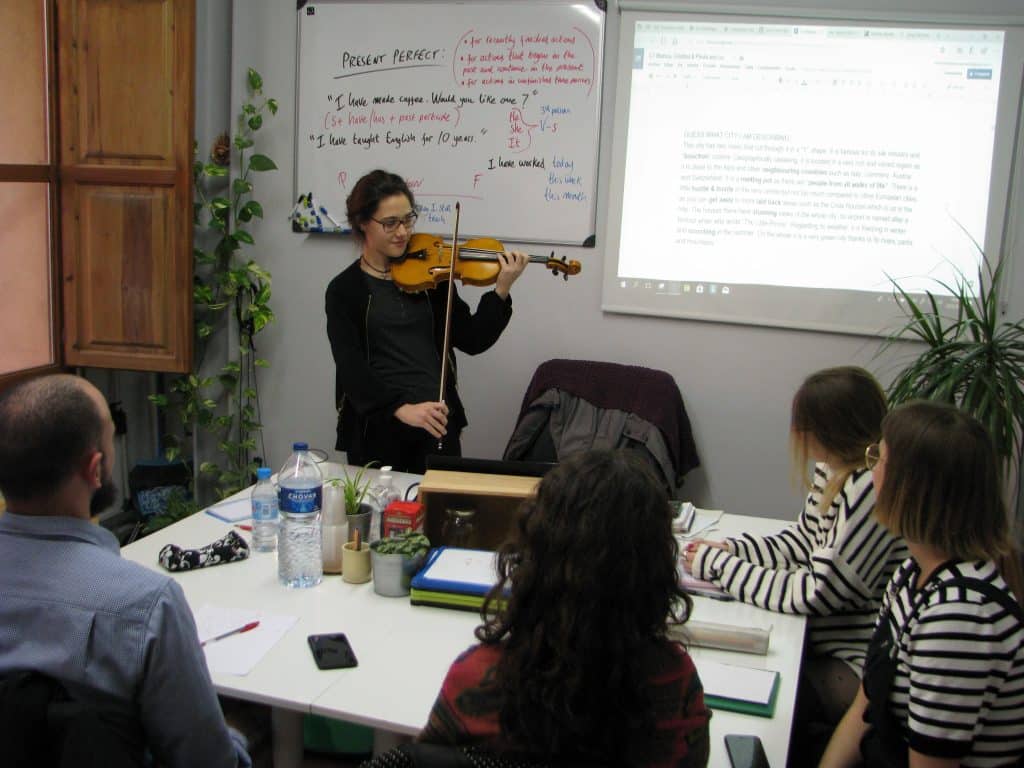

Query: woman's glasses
<box><xmin>865</xmin><ymin>442</ymin><xmax>881</xmax><ymax>470</ymax></box>
<box><xmin>370</xmin><ymin>212</ymin><xmax>418</xmax><ymax>234</ymax></box>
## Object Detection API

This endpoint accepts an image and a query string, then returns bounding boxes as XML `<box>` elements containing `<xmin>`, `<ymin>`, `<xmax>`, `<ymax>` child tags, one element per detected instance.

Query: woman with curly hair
<box><xmin>418</xmin><ymin>449</ymin><xmax>710</xmax><ymax>767</ymax></box>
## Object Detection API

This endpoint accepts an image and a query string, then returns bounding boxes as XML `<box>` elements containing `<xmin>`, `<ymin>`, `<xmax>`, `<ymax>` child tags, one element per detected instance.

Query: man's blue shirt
<box><xmin>0</xmin><ymin>512</ymin><xmax>250</xmax><ymax>768</ymax></box>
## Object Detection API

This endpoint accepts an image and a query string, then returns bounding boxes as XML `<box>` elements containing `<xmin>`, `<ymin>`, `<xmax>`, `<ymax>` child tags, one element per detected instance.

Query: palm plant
<box><xmin>880</xmin><ymin>242</ymin><xmax>1024</xmax><ymax>521</ymax></box>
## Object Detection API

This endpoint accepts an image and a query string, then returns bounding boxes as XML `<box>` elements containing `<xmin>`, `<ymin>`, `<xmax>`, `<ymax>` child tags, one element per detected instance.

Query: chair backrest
<box><xmin>504</xmin><ymin>358</ymin><xmax>700</xmax><ymax>492</ymax></box>
<box><xmin>361</xmin><ymin>743</ymin><xmax>553</xmax><ymax>768</ymax></box>
<box><xmin>0</xmin><ymin>671</ymin><xmax>145</xmax><ymax>768</ymax></box>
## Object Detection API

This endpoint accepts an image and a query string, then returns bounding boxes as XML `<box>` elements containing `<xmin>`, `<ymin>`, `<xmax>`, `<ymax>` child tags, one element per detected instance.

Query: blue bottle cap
<box><xmin>256</xmin><ymin>467</ymin><xmax>272</xmax><ymax>480</ymax></box>
<box><xmin>292</xmin><ymin>441</ymin><xmax>309</xmax><ymax>451</ymax></box>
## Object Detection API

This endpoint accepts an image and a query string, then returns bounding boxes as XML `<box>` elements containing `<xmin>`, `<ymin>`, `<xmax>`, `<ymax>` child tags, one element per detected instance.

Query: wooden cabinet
<box><xmin>58</xmin><ymin>0</ymin><xmax>194</xmax><ymax>372</ymax></box>
<box><xmin>417</xmin><ymin>470</ymin><xmax>540</xmax><ymax>551</ymax></box>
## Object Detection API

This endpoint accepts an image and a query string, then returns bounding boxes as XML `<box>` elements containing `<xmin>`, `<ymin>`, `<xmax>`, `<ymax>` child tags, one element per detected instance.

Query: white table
<box><xmin>122</xmin><ymin>465</ymin><xmax>805</xmax><ymax>768</ymax></box>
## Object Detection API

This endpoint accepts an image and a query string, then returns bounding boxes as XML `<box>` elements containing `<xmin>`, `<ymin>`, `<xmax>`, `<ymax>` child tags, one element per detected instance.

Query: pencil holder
<box><xmin>341</xmin><ymin>542</ymin><xmax>371</xmax><ymax>583</ymax></box>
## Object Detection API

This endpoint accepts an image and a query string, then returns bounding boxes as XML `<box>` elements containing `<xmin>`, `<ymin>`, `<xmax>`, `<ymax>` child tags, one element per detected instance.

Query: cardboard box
<box><xmin>382</xmin><ymin>500</ymin><xmax>424</xmax><ymax>537</ymax></box>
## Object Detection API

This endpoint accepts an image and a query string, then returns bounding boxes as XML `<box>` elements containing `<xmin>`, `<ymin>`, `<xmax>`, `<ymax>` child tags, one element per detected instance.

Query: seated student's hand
<box><xmin>396</xmin><ymin>401</ymin><xmax>449</xmax><ymax>438</ymax></box>
<box><xmin>494</xmin><ymin>250</ymin><xmax>529</xmax><ymax>299</ymax></box>
<box><xmin>682</xmin><ymin>539</ymin><xmax>729</xmax><ymax>572</ymax></box>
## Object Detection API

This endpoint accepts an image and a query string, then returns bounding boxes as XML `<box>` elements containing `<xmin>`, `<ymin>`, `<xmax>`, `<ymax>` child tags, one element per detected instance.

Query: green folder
<box><xmin>409</xmin><ymin>587</ymin><xmax>486</xmax><ymax>611</ymax></box>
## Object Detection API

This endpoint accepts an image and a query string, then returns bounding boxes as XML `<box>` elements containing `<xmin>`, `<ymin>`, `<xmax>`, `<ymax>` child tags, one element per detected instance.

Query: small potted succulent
<box><xmin>369</xmin><ymin>532</ymin><xmax>430</xmax><ymax>597</ymax></box>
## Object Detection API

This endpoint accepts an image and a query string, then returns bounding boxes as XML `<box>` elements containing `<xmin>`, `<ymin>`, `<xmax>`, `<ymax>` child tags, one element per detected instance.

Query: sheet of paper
<box><xmin>689</xmin><ymin>508</ymin><xmax>725</xmax><ymax>536</ymax></box>
<box><xmin>697</xmin><ymin>660</ymin><xmax>778</xmax><ymax>705</ymax></box>
<box><xmin>204</xmin><ymin>498</ymin><xmax>251</xmax><ymax>523</ymax></box>
<box><xmin>193</xmin><ymin>604</ymin><xmax>297</xmax><ymax>676</ymax></box>
<box><xmin>423</xmin><ymin>548</ymin><xmax>498</xmax><ymax>586</ymax></box>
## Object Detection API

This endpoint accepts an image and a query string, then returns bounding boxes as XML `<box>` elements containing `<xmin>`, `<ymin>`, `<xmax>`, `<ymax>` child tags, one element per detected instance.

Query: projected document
<box><xmin>617</xmin><ymin>20</ymin><xmax>1004</xmax><ymax>297</ymax></box>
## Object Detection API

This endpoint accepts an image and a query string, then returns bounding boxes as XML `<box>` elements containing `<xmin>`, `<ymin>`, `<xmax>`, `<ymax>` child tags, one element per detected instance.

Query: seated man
<box><xmin>0</xmin><ymin>374</ymin><xmax>251</xmax><ymax>768</ymax></box>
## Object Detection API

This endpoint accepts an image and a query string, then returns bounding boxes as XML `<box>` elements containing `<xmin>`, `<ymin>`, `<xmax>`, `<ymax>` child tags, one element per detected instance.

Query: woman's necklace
<box><xmin>360</xmin><ymin>256</ymin><xmax>390</xmax><ymax>278</ymax></box>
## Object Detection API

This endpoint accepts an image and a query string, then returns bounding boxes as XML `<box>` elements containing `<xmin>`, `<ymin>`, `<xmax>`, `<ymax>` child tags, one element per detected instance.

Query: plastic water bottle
<box><xmin>277</xmin><ymin>442</ymin><xmax>323</xmax><ymax>588</ymax></box>
<box><xmin>370</xmin><ymin>465</ymin><xmax>401</xmax><ymax>542</ymax></box>
<box><xmin>250</xmin><ymin>467</ymin><xmax>278</xmax><ymax>552</ymax></box>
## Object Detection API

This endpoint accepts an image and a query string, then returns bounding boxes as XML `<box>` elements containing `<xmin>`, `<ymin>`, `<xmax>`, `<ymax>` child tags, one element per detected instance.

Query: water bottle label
<box><xmin>279</xmin><ymin>485</ymin><xmax>322</xmax><ymax>514</ymax></box>
<box><xmin>252</xmin><ymin>498</ymin><xmax>278</xmax><ymax>522</ymax></box>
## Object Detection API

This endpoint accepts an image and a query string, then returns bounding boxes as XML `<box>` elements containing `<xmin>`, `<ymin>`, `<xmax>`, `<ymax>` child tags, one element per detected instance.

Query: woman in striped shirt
<box><xmin>682</xmin><ymin>367</ymin><xmax>908</xmax><ymax>752</ymax></box>
<box><xmin>821</xmin><ymin>401</ymin><xmax>1024</xmax><ymax>768</ymax></box>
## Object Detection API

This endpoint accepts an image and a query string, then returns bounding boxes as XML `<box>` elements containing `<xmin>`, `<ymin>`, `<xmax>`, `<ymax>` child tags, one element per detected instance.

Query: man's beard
<box><xmin>90</xmin><ymin>456</ymin><xmax>118</xmax><ymax>516</ymax></box>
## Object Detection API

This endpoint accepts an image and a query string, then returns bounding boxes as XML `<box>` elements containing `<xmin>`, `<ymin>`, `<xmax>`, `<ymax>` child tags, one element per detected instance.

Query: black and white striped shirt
<box><xmin>880</xmin><ymin>558</ymin><xmax>1024</xmax><ymax>767</ymax></box>
<box><xmin>693</xmin><ymin>464</ymin><xmax>908</xmax><ymax>673</ymax></box>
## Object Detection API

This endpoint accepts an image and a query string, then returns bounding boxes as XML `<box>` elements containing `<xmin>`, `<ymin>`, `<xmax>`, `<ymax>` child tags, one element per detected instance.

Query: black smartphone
<box><xmin>307</xmin><ymin>633</ymin><xmax>358</xmax><ymax>670</ymax></box>
<box><xmin>724</xmin><ymin>734</ymin><xmax>770</xmax><ymax>768</ymax></box>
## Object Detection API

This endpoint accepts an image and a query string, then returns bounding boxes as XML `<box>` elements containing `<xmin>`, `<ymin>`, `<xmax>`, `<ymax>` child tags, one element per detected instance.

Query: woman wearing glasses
<box><xmin>326</xmin><ymin>169</ymin><xmax>528</xmax><ymax>474</ymax></box>
<box><xmin>821</xmin><ymin>401</ymin><xmax>1024</xmax><ymax>768</ymax></box>
<box><xmin>681</xmin><ymin>366</ymin><xmax>908</xmax><ymax>765</ymax></box>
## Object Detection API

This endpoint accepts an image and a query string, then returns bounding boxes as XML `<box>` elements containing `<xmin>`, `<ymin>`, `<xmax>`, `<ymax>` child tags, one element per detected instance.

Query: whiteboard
<box><xmin>294</xmin><ymin>0</ymin><xmax>605</xmax><ymax>245</ymax></box>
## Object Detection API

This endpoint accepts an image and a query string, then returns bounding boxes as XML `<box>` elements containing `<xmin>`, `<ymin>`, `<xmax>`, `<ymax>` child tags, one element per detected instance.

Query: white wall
<box><xmin>230</xmin><ymin>0</ymin><xmax>1024</xmax><ymax>519</ymax></box>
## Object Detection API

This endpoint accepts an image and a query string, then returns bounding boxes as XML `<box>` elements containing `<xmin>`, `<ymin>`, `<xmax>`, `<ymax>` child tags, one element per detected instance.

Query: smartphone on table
<box><xmin>307</xmin><ymin>633</ymin><xmax>358</xmax><ymax>670</ymax></box>
<box><xmin>724</xmin><ymin>734</ymin><xmax>770</xmax><ymax>768</ymax></box>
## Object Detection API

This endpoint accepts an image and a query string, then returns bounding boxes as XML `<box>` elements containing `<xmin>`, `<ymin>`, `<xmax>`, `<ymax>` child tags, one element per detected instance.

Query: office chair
<box><xmin>0</xmin><ymin>671</ymin><xmax>145</xmax><ymax>768</ymax></box>
<box><xmin>503</xmin><ymin>358</ymin><xmax>700</xmax><ymax>494</ymax></box>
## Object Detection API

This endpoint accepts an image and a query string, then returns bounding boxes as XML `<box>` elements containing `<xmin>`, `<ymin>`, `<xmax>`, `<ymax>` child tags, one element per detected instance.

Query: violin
<box><xmin>389</xmin><ymin>232</ymin><xmax>582</xmax><ymax>292</ymax></box>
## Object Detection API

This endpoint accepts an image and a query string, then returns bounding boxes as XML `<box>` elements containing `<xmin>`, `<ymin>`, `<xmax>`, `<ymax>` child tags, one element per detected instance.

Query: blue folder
<box><xmin>409</xmin><ymin>547</ymin><xmax>502</xmax><ymax>610</ymax></box>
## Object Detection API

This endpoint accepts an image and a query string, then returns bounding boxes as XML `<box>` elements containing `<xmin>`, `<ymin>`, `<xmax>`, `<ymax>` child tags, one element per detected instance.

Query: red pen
<box><xmin>201</xmin><ymin>621</ymin><xmax>260</xmax><ymax>647</ymax></box>
<box><xmin>235</xmin><ymin>524</ymin><xmax>253</xmax><ymax>532</ymax></box>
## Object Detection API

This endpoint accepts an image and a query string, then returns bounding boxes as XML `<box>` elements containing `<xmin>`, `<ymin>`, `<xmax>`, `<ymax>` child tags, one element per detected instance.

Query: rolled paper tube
<box><xmin>669</xmin><ymin>620</ymin><xmax>771</xmax><ymax>655</ymax></box>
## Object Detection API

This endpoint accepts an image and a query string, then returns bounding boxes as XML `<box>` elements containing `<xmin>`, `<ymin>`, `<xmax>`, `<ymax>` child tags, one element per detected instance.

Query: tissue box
<box><xmin>382</xmin><ymin>500</ymin><xmax>424</xmax><ymax>537</ymax></box>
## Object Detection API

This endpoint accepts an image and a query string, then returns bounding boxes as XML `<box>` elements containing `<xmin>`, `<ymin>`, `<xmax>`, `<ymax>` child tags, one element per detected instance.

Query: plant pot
<box><xmin>370</xmin><ymin>550</ymin><xmax>426</xmax><ymax>597</ymax></box>
<box><xmin>341</xmin><ymin>541</ymin><xmax>371</xmax><ymax>584</ymax></box>
<box><xmin>346</xmin><ymin>504</ymin><xmax>373</xmax><ymax>545</ymax></box>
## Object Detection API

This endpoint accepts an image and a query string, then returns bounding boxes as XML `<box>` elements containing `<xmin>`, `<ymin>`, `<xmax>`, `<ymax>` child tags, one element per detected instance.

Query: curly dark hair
<box><xmin>476</xmin><ymin>449</ymin><xmax>692</xmax><ymax>764</ymax></box>
<box><xmin>345</xmin><ymin>169</ymin><xmax>415</xmax><ymax>241</ymax></box>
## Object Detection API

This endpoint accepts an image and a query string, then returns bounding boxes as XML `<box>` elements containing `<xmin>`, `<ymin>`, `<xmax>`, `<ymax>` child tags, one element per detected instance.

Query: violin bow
<box><xmin>436</xmin><ymin>202</ymin><xmax>461</xmax><ymax>451</ymax></box>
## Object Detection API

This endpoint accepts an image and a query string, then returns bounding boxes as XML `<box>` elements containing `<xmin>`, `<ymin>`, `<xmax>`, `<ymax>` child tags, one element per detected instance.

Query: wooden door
<box><xmin>59</xmin><ymin>0</ymin><xmax>194</xmax><ymax>372</ymax></box>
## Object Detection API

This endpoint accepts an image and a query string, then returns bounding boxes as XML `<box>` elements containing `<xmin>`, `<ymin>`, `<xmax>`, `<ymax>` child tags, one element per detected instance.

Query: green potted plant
<box><xmin>332</xmin><ymin>462</ymin><xmax>377</xmax><ymax>543</ymax></box>
<box><xmin>879</xmin><ymin>245</ymin><xmax>1024</xmax><ymax>530</ymax></box>
<box><xmin>370</xmin><ymin>532</ymin><xmax>431</xmax><ymax>597</ymax></box>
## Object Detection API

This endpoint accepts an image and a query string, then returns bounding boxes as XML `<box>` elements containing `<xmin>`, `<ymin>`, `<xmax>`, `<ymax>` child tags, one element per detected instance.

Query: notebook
<box><xmin>698</xmin><ymin>660</ymin><xmax>780</xmax><ymax>717</ymax></box>
<box><xmin>204</xmin><ymin>498</ymin><xmax>251</xmax><ymax>523</ymax></box>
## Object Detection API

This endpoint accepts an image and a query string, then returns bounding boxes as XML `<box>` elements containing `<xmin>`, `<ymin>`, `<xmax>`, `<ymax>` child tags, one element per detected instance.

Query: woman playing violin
<box><xmin>325</xmin><ymin>169</ymin><xmax>528</xmax><ymax>474</ymax></box>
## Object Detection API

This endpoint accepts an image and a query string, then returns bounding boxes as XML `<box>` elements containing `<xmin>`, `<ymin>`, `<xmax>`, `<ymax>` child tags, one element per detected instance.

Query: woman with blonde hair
<box><xmin>683</xmin><ymin>366</ymin><xmax>907</xmax><ymax>761</ymax></box>
<box><xmin>821</xmin><ymin>401</ymin><xmax>1024</xmax><ymax>768</ymax></box>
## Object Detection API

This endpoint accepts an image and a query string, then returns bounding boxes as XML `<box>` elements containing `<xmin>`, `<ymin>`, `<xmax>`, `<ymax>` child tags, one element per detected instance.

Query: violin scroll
<box><xmin>544</xmin><ymin>252</ymin><xmax>582</xmax><ymax>281</ymax></box>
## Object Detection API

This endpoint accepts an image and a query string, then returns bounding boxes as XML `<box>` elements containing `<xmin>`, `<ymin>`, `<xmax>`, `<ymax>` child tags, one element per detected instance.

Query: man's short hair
<box><xmin>0</xmin><ymin>375</ymin><xmax>105</xmax><ymax>501</ymax></box>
